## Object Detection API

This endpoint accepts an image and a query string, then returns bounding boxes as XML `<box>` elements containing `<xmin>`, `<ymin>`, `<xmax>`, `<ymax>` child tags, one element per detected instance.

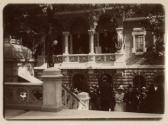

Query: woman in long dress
<box><xmin>114</xmin><ymin>85</ymin><xmax>125</xmax><ymax>112</ymax></box>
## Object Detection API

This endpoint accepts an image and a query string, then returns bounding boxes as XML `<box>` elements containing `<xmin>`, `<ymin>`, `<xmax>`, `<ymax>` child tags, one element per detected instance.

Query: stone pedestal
<box><xmin>78</xmin><ymin>92</ymin><xmax>90</xmax><ymax>110</ymax></box>
<box><xmin>41</xmin><ymin>68</ymin><xmax>63</xmax><ymax>111</ymax></box>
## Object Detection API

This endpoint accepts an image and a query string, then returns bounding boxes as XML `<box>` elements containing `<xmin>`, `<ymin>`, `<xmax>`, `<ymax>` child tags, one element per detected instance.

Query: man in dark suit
<box><xmin>124</xmin><ymin>85</ymin><xmax>139</xmax><ymax>112</ymax></box>
<box><xmin>145</xmin><ymin>76</ymin><xmax>164</xmax><ymax>114</ymax></box>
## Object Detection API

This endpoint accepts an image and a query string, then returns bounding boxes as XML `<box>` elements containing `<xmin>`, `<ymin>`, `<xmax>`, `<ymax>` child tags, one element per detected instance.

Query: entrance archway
<box><xmin>97</xmin><ymin>14</ymin><xmax>118</xmax><ymax>53</ymax></box>
<box><xmin>70</xmin><ymin>17</ymin><xmax>89</xmax><ymax>54</ymax></box>
<box><xmin>72</xmin><ymin>74</ymin><xmax>88</xmax><ymax>92</ymax></box>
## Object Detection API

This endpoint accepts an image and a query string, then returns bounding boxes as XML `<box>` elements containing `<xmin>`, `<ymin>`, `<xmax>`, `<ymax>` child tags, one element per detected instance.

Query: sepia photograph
<box><xmin>3</xmin><ymin>3</ymin><xmax>165</xmax><ymax>120</ymax></box>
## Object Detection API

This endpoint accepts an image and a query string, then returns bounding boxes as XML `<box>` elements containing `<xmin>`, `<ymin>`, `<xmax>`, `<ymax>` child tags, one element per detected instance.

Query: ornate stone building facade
<box><xmin>4</xmin><ymin>4</ymin><xmax>165</xmax><ymax>111</ymax></box>
<box><xmin>44</xmin><ymin>6</ymin><xmax>165</xmax><ymax>94</ymax></box>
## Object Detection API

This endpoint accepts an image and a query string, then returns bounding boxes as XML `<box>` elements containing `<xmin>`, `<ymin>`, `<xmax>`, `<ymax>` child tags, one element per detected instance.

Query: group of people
<box><xmin>90</xmin><ymin>74</ymin><xmax>164</xmax><ymax>114</ymax></box>
<box><xmin>99</xmin><ymin>83</ymin><xmax>164</xmax><ymax>114</ymax></box>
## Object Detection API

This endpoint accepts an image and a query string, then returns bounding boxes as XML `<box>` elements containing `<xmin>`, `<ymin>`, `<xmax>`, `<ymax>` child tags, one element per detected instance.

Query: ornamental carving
<box><xmin>16</xmin><ymin>88</ymin><xmax>29</xmax><ymax>104</ymax></box>
<box><xmin>88</xmin><ymin>10</ymin><xmax>104</xmax><ymax>30</ymax></box>
<box><xmin>95</xmin><ymin>55</ymin><xmax>104</xmax><ymax>62</ymax></box>
<box><xmin>106</xmin><ymin>55</ymin><xmax>115</xmax><ymax>61</ymax></box>
<box><xmin>79</xmin><ymin>56</ymin><xmax>89</xmax><ymax>62</ymax></box>
<box><xmin>32</xmin><ymin>88</ymin><xmax>43</xmax><ymax>101</ymax></box>
<box><xmin>69</xmin><ymin>56</ymin><xmax>78</xmax><ymax>62</ymax></box>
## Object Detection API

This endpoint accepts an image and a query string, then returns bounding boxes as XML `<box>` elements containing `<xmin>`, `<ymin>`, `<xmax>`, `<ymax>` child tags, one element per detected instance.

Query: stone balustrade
<box><xmin>53</xmin><ymin>53</ymin><xmax>124</xmax><ymax>64</ymax></box>
<box><xmin>4</xmin><ymin>82</ymin><xmax>43</xmax><ymax>110</ymax></box>
<box><xmin>4</xmin><ymin>68</ymin><xmax>89</xmax><ymax>111</ymax></box>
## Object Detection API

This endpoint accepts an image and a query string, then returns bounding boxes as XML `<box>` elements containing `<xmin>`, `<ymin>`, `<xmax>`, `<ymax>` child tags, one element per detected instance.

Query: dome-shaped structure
<box><xmin>4</xmin><ymin>40</ymin><xmax>33</xmax><ymax>62</ymax></box>
<box><xmin>4</xmin><ymin>39</ymin><xmax>37</xmax><ymax>82</ymax></box>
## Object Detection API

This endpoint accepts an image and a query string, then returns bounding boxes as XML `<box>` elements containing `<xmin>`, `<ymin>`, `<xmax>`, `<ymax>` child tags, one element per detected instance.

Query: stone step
<box><xmin>5</xmin><ymin>109</ymin><xmax>163</xmax><ymax>120</ymax></box>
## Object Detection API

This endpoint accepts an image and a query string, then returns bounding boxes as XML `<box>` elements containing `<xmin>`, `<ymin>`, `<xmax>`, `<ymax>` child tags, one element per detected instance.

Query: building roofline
<box><xmin>124</xmin><ymin>15</ymin><xmax>164</xmax><ymax>22</ymax></box>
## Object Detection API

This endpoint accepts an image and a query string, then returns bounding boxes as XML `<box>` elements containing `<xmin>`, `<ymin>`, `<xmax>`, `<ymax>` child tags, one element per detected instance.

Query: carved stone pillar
<box><xmin>88</xmin><ymin>29</ymin><xmax>95</xmax><ymax>54</ymax></box>
<box><xmin>63</xmin><ymin>32</ymin><xmax>70</xmax><ymax>55</ymax></box>
<box><xmin>63</xmin><ymin>32</ymin><xmax>70</xmax><ymax>62</ymax></box>
<box><xmin>69</xmin><ymin>34</ymin><xmax>73</xmax><ymax>54</ymax></box>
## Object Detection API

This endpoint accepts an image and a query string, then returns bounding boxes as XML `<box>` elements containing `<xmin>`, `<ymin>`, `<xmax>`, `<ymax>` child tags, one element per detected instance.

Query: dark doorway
<box><xmin>72</xmin><ymin>74</ymin><xmax>88</xmax><ymax>92</ymax></box>
<box><xmin>97</xmin><ymin>14</ymin><xmax>118</xmax><ymax>53</ymax></box>
<box><xmin>98</xmin><ymin>74</ymin><xmax>115</xmax><ymax>111</ymax></box>
<box><xmin>99</xmin><ymin>31</ymin><xmax>117</xmax><ymax>53</ymax></box>
<box><xmin>72</xmin><ymin>33</ymin><xmax>89</xmax><ymax>54</ymax></box>
<box><xmin>71</xmin><ymin>17</ymin><xmax>89</xmax><ymax>54</ymax></box>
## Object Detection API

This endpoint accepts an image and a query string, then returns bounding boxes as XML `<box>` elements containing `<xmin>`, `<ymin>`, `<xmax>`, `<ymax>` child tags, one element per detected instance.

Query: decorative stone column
<box><xmin>69</xmin><ymin>34</ymin><xmax>73</xmax><ymax>54</ymax></box>
<box><xmin>116</xmin><ymin>27</ymin><xmax>124</xmax><ymax>53</ymax></box>
<box><xmin>88</xmin><ymin>29</ymin><xmax>96</xmax><ymax>63</ymax></box>
<box><xmin>63</xmin><ymin>32</ymin><xmax>69</xmax><ymax>55</ymax></box>
<box><xmin>41</xmin><ymin>68</ymin><xmax>63</xmax><ymax>111</ymax></box>
<box><xmin>63</xmin><ymin>32</ymin><xmax>70</xmax><ymax>62</ymax></box>
<box><xmin>88</xmin><ymin>29</ymin><xmax>95</xmax><ymax>54</ymax></box>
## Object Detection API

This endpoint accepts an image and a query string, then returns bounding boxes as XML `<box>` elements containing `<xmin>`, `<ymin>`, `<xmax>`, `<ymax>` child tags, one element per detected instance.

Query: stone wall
<box><xmin>4</xmin><ymin>62</ymin><xmax>18</xmax><ymax>82</ymax></box>
<box><xmin>113</xmin><ymin>68</ymin><xmax>164</xmax><ymax>89</ymax></box>
<box><xmin>62</xmin><ymin>68</ymin><xmax>164</xmax><ymax>92</ymax></box>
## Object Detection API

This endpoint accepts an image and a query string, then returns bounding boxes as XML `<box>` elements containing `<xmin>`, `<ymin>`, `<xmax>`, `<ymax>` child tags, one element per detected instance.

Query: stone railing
<box><xmin>4</xmin><ymin>82</ymin><xmax>43</xmax><ymax>110</ymax></box>
<box><xmin>4</xmin><ymin>68</ymin><xmax>90</xmax><ymax>111</ymax></box>
<box><xmin>62</xmin><ymin>85</ymin><xmax>86</xmax><ymax>109</ymax></box>
<box><xmin>53</xmin><ymin>53</ymin><xmax>124</xmax><ymax>64</ymax></box>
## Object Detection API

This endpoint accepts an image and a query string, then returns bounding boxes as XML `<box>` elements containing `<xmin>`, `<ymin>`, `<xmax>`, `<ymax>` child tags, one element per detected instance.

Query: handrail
<box><xmin>5</xmin><ymin>82</ymin><xmax>43</xmax><ymax>86</ymax></box>
<box><xmin>62</xmin><ymin>85</ymin><xmax>80</xmax><ymax>101</ymax></box>
<box><xmin>62</xmin><ymin>85</ymin><xmax>86</xmax><ymax>107</ymax></box>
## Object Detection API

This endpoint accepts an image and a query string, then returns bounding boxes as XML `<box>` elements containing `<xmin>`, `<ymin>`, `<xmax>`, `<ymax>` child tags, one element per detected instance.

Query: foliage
<box><xmin>144</xmin><ymin>14</ymin><xmax>165</xmax><ymax>64</ymax></box>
